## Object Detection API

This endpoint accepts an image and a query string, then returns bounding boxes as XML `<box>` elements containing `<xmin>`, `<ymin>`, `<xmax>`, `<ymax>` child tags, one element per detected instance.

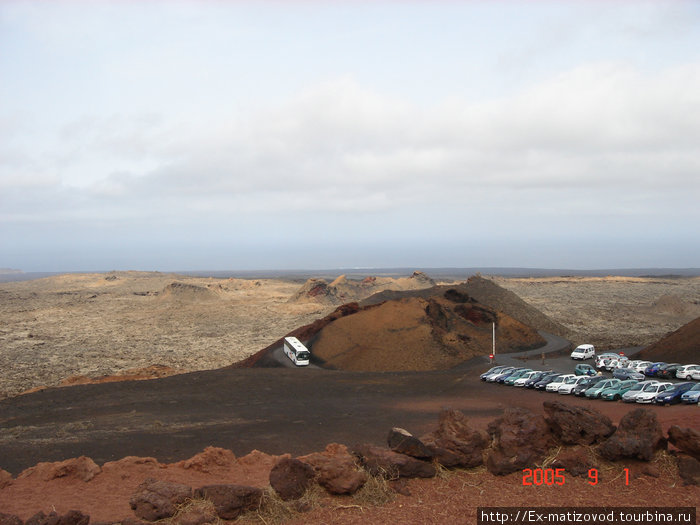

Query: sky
<box><xmin>1</xmin><ymin>1</ymin><xmax>699</xmax><ymax>272</ymax></box>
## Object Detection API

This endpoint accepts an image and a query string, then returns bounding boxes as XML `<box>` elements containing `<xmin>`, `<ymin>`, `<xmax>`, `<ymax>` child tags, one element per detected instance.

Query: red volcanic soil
<box><xmin>310</xmin><ymin>296</ymin><xmax>544</xmax><ymax>371</ymax></box>
<box><xmin>1</xmin><ymin>368</ymin><xmax>698</xmax><ymax>523</ymax></box>
<box><xmin>637</xmin><ymin>316</ymin><xmax>700</xmax><ymax>363</ymax></box>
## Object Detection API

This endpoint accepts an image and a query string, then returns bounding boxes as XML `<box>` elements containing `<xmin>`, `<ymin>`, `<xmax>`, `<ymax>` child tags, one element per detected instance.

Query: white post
<box><xmin>492</xmin><ymin>322</ymin><xmax>495</xmax><ymax>356</ymax></box>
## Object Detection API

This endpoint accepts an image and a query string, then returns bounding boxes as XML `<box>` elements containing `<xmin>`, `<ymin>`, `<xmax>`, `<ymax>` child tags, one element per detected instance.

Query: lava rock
<box><xmin>598</xmin><ymin>408</ymin><xmax>666</xmax><ymax>461</ymax></box>
<box><xmin>421</xmin><ymin>409</ymin><xmax>489</xmax><ymax>468</ymax></box>
<box><xmin>194</xmin><ymin>484</ymin><xmax>262</xmax><ymax>520</ymax></box>
<box><xmin>298</xmin><ymin>444</ymin><xmax>367</xmax><ymax>495</ymax></box>
<box><xmin>543</xmin><ymin>401</ymin><xmax>615</xmax><ymax>445</ymax></box>
<box><xmin>387</xmin><ymin>427</ymin><xmax>433</xmax><ymax>459</ymax></box>
<box><xmin>667</xmin><ymin>426</ymin><xmax>700</xmax><ymax>460</ymax></box>
<box><xmin>129</xmin><ymin>478</ymin><xmax>193</xmax><ymax>521</ymax></box>
<box><xmin>353</xmin><ymin>444</ymin><xmax>436</xmax><ymax>479</ymax></box>
<box><xmin>269</xmin><ymin>457</ymin><xmax>316</xmax><ymax>501</ymax></box>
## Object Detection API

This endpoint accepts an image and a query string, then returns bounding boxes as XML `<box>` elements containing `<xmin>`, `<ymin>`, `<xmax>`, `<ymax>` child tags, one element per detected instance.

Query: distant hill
<box><xmin>636</xmin><ymin>316</ymin><xmax>700</xmax><ymax>363</ymax></box>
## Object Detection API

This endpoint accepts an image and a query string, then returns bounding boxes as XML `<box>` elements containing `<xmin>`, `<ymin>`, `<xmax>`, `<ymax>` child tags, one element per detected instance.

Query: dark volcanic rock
<box><xmin>194</xmin><ymin>484</ymin><xmax>263</xmax><ymax>520</ymax></box>
<box><xmin>667</xmin><ymin>426</ymin><xmax>700</xmax><ymax>460</ymax></box>
<box><xmin>269</xmin><ymin>457</ymin><xmax>316</xmax><ymax>501</ymax></box>
<box><xmin>550</xmin><ymin>447</ymin><xmax>597</xmax><ymax>477</ymax></box>
<box><xmin>543</xmin><ymin>401</ymin><xmax>615</xmax><ymax>445</ymax></box>
<box><xmin>598</xmin><ymin>408</ymin><xmax>666</xmax><ymax>461</ymax></box>
<box><xmin>486</xmin><ymin>407</ymin><xmax>555</xmax><ymax>475</ymax></box>
<box><xmin>298</xmin><ymin>443</ymin><xmax>367</xmax><ymax>495</ymax></box>
<box><xmin>129</xmin><ymin>478</ymin><xmax>193</xmax><ymax>521</ymax></box>
<box><xmin>353</xmin><ymin>444</ymin><xmax>436</xmax><ymax>479</ymax></box>
<box><xmin>676</xmin><ymin>454</ymin><xmax>700</xmax><ymax>486</ymax></box>
<box><xmin>387</xmin><ymin>427</ymin><xmax>433</xmax><ymax>459</ymax></box>
<box><xmin>0</xmin><ymin>514</ymin><xmax>23</xmax><ymax>525</ymax></box>
<box><xmin>421</xmin><ymin>409</ymin><xmax>489</xmax><ymax>468</ymax></box>
<box><xmin>24</xmin><ymin>512</ymin><xmax>87</xmax><ymax>525</ymax></box>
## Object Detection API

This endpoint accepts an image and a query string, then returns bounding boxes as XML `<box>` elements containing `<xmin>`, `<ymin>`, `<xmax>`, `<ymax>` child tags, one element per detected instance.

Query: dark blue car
<box><xmin>533</xmin><ymin>373</ymin><xmax>563</xmax><ymax>390</ymax></box>
<box><xmin>654</xmin><ymin>383</ymin><xmax>696</xmax><ymax>405</ymax></box>
<box><xmin>523</xmin><ymin>371</ymin><xmax>552</xmax><ymax>388</ymax></box>
<box><xmin>644</xmin><ymin>362</ymin><xmax>667</xmax><ymax>377</ymax></box>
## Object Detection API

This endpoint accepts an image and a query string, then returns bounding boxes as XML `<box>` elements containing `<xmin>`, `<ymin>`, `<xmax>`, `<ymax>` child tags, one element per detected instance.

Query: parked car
<box><xmin>635</xmin><ymin>382</ymin><xmax>673</xmax><ymax>403</ymax></box>
<box><xmin>513</xmin><ymin>370</ymin><xmax>543</xmax><ymax>387</ymax></box>
<box><xmin>495</xmin><ymin>368</ymin><xmax>529</xmax><ymax>384</ymax></box>
<box><xmin>654</xmin><ymin>383</ymin><xmax>696</xmax><ymax>405</ymax></box>
<box><xmin>681</xmin><ymin>383</ymin><xmax>700</xmax><ymax>404</ymax></box>
<box><xmin>656</xmin><ymin>363</ymin><xmax>683</xmax><ymax>380</ymax></box>
<box><xmin>504</xmin><ymin>369</ymin><xmax>534</xmax><ymax>386</ymax></box>
<box><xmin>534</xmin><ymin>373</ymin><xmax>564</xmax><ymax>391</ymax></box>
<box><xmin>600</xmin><ymin>380</ymin><xmax>639</xmax><ymax>401</ymax></box>
<box><xmin>676</xmin><ymin>364</ymin><xmax>700</xmax><ymax>380</ymax></box>
<box><xmin>485</xmin><ymin>367</ymin><xmax>518</xmax><ymax>382</ymax></box>
<box><xmin>596</xmin><ymin>353</ymin><xmax>620</xmax><ymax>369</ymax></box>
<box><xmin>570</xmin><ymin>344</ymin><xmax>595</xmax><ymax>360</ymax></box>
<box><xmin>612</xmin><ymin>367</ymin><xmax>645</xmax><ymax>381</ymax></box>
<box><xmin>692</xmin><ymin>369</ymin><xmax>700</xmax><ymax>381</ymax></box>
<box><xmin>572</xmin><ymin>376</ymin><xmax>607</xmax><ymax>396</ymax></box>
<box><xmin>546</xmin><ymin>374</ymin><xmax>577</xmax><ymax>392</ymax></box>
<box><xmin>575</xmin><ymin>364</ymin><xmax>597</xmax><ymax>376</ymax></box>
<box><xmin>622</xmin><ymin>381</ymin><xmax>659</xmax><ymax>403</ymax></box>
<box><xmin>557</xmin><ymin>375</ymin><xmax>590</xmax><ymax>394</ymax></box>
<box><xmin>481</xmin><ymin>365</ymin><xmax>510</xmax><ymax>381</ymax></box>
<box><xmin>603</xmin><ymin>356</ymin><xmax>629</xmax><ymax>371</ymax></box>
<box><xmin>585</xmin><ymin>379</ymin><xmax>621</xmax><ymax>399</ymax></box>
<box><xmin>632</xmin><ymin>361</ymin><xmax>653</xmax><ymax>373</ymax></box>
<box><xmin>644</xmin><ymin>362</ymin><xmax>667</xmax><ymax>377</ymax></box>
<box><xmin>522</xmin><ymin>371</ymin><xmax>552</xmax><ymax>388</ymax></box>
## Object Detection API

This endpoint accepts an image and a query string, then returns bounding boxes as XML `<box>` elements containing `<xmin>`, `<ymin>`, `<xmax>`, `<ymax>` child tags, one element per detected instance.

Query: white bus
<box><xmin>283</xmin><ymin>336</ymin><xmax>311</xmax><ymax>366</ymax></box>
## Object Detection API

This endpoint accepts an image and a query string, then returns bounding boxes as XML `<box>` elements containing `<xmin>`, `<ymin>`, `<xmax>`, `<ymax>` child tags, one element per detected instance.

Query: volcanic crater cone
<box><xmin>308</xmin><ymin>291</ymin><xmax>545</xmax><ymax>371</ymax></box>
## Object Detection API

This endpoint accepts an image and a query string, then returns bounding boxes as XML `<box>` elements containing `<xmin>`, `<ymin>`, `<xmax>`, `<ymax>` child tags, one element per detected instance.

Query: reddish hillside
<box><xmin>637</xmin><ymin>316</ymin><xmax>700</xmax><ymax>363</ymax></box>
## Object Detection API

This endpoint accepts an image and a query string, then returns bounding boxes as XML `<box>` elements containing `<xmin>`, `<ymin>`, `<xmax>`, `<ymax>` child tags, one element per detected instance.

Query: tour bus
<box><xmin>283</xmin><ymin>336</ymin><xmax>311</xmax><ymax>366</ymax></box>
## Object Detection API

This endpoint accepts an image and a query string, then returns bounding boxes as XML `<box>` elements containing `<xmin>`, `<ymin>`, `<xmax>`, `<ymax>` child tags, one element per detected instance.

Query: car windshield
<box><xmin>690</xmin><ymin>384</ymin><xmax>700</xmax><ymax>392</ymax></box>
<box><xmin>297</xmin><ymin>352</ymin><xmax>310</xmax><ymax>360</ymax></box>
<box><xmin>628</xmin><ymin>383</ymin><xmax>645</xmax><ymax>392</ymax></box>
<box><xmin>564</xmin><ymin>376</ymin><xmax>577</xmax><ymax>384</ymax></box>
<box><xmin>642</xmin><ymin>383</ymin><xmax>658</xmax><ymax>392</ymax></box>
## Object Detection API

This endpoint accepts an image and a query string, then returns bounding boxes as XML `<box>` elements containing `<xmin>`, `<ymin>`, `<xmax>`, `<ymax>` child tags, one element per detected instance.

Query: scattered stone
<box><xmin>543</xmin><ymin>401</ymin><xmax>615</xmax><ymax>445</ymax></box>
<box><xmin>676</xmin><ymin>454</ymin><xmax>700</xmax><ymax>486</ymax></box>
<box><xmin>550</xmin><ymin>447</ymin><xmax>597</xmax><ymax>477</ymax></box>
<box><xmin>23</xmin><ymin>512</ymin><xmax>87</xmax><ymax>525</ymax></box>
<box><xmin>19</xmin><ymin>457</ymin><xmax>101</xmax><ymax>482</ymax></box>
<box><xmin>389</xmin><ymin>478</ymin><xmax>412</xmax><ymax>496</ymax></box>
<box><xmin>387</xmin><ymin>427</ymin><xmax>433</xmax><ymax>459</ymax></box>
<box><xmin>0</xmin><ymin>469</ymin><xmax>13</xmax><ymax>489</ymax></box>
<box><xmin>0</xmin><ymin>513</ymin><xmax>23</xmax><ymax>525</ymax></box>
<box><xmin>421</xmin><ymin>409</ymin><xmax>489</xmax><ymax>468</ymax></box>
<box><xmin>129</xmin><ymin>478</ymin><xmax>193</xmax><ymax>521</ymax></box>
<box><xmin>353</xmin><ymin>444</ymin><xmax>436</xmax><ymax>479</ymax></box>
<box><xmin>667</xmin><ymin>426</ymin><xmax>700</xmax><ymax>460</ymax></box>
<box><xmin>269</xmin><ymin>457</ymin><xmax>316</xmax><ymax>501</ymax></box>
<box><xmin>25</xmin><ymin>511</ymin><xmax>57</xmax><ymax>525</ymax></box>
<box><xmin>486</xmin><ymin>407</ymin><xmax>555</xmax><ymax>475</ymax></box>
<box><xmin>194</xmin><ymin>484</ymin><xmax>263</xmax><ymax>520</ymax></box>
<box><xmin>598</xmin><ymin>408</ymin><xmax>666</xmax><ymax>461</ymax></box>
<box><xmin>298</xmin><ymin>444</ymin><xmax>367</xmax><ymax>495</ymax></box>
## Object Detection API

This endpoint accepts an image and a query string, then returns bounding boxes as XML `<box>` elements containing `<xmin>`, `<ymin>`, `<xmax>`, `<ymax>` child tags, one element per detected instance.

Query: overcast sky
<box><xmin>1</xmin><ymin>1</ymin><xmax>699</xmax><ymax>272</ymax></box>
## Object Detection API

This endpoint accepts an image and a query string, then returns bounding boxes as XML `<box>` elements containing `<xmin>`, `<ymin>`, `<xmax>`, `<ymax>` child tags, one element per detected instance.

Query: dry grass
<box><xmin>239</xmin><ymin>484</ymin><xmax>326</xmax><ymax>525</ymax></box>
<box><xmin>351</xmin><ymin>468</ymin><xmax>396</xmax><ymax>508</ymax></box>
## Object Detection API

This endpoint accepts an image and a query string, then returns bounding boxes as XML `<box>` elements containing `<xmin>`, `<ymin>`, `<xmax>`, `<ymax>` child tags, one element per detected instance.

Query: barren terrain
<box><xmin>1</xmin><ymin>273</ymin><xmax>699</xmax><ymax>399</ymax></box>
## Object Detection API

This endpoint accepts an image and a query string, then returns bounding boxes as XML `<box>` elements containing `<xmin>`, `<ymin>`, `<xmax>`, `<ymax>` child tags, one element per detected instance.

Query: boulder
<box><xmin>550</xmin><ymin>447</ymin><xmax>596</xmax><ymax>477</ymax></box>
<box><xmin>194</xmin><ymin>484</ymin><xmax>263</xmax><ymax>520</ymax></box>
<box><xmin>421</xmin><ymin>409</ymin><xmax>489</xmax><ymax>468</ymax></box>
<box><xmin>19</xmin><ymin>457</ymin><xmax>101</xmax><ymax>482</ymax></box>
<box><xmin>543</xmin><ymin>401</ymin><xmax>615</xmax><ymax>445</ymax></box>
<box><xmin>24</xmin><ymin>512</ymin><xmax>88</xmax><ymax>525</ymax></box>
<box><xmin>298</xmin><ymin>444</ymin><xmax>366</xmax><ymax>495</ymax></box>
<box><xmin>667</xmin><ymin>426</ymin><xmax>700</xmax><ymax>460</ymax></box>
<box><xmin>353</xmin><ymin>444</ymin><xmax>436</xmax><ymax>479</ymax></box>
<box><xmin>598</xmin><ymin>408</ymin><xmax>666</xmax><ymax>461</ymax></box>
<box><xmin>387</xmin><ymin>427</ymin><xmax>433</xmax><ymax>459</ymax></box>
<box><xmin>177</xmin><ymin>447</ymin><xmax>237</xmax><ymax>472</ymax></box>
<box><xmin>0</xmin><ymin>514</ymin><xmax>23</xmax><ymax>525</ymax></box>
<box><xmin>269</xmin><ymin>457</ymin><xmax>316</xmax><ymax>501</ymax></box>
<box><xmin>675</xmin><ymin>454</ymin><xmax>700</xmax><ymax>486</ymax></box>
<box><xmin>129</xmin><ymin>478</ymin><xmax>193</xmax><ymax>521</ymax></box>
<box><xmin>0</xmin><ymin>469</ymin><xmax>12</xmax><ymax>489</ymax></box>
<box><xmin>486</xmin><ymin>407</ymin><xmax>555</xmax><ymax>475</ymax></box>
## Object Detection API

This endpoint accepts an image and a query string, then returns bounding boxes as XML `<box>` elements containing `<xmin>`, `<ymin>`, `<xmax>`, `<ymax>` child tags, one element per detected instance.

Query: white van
<box><xmin>571</xmin><ymin>344</ymin><xmax>595</xmax><ymax>360</ymax></box>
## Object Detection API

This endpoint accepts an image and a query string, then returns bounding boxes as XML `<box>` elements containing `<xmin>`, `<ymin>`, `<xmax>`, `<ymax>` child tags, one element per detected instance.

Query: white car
<box><xmin>691</xmin><ymin>369</ymin><xmax>700</xmax><ymax>381</ymax></box>
<box><xmin>604</xmin><ymin>356</ymin><xmax>630</xmax><ymax>371</ymax></box>
<box><xmin>546</xmin><ymin>374</ymin><xmax>577</xmax><ymax>392</ymax></box>
<box><xmin>513</xmin><ymin>370</ymin><xmax>542</xmax><ymax>387</ymax></box>
<box><xmin>676</xmin><ymin>364</ymin><xmax>700</xmax><ymax>379</ymax></box>
<box><xmin>595</xmin><ymin>353</ymin><xmax>619</xmax><ymax>369</ymax></box>
<box><xmin>632</xmin><ymin>361</ymin><xmax>652</xmax><ymax>373</ymax></box>
<box><xmin>635</xmin><ymin>382</ymin><xmax>673</xmax><ymax>404</ymax></box>
<box><xmin>622</xmin><ymin>380</ymin><xmax>659</xmax><ymax>403</ymax></box>
<box><xmin>557</xmin><ymin>375</ymin><xmax>589</xmax><ymax>394</ymax></box>
<box><xmin>571</xmin><ymin>344</ymin><xmax>595</xmax><ymax>360</ymax></box>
